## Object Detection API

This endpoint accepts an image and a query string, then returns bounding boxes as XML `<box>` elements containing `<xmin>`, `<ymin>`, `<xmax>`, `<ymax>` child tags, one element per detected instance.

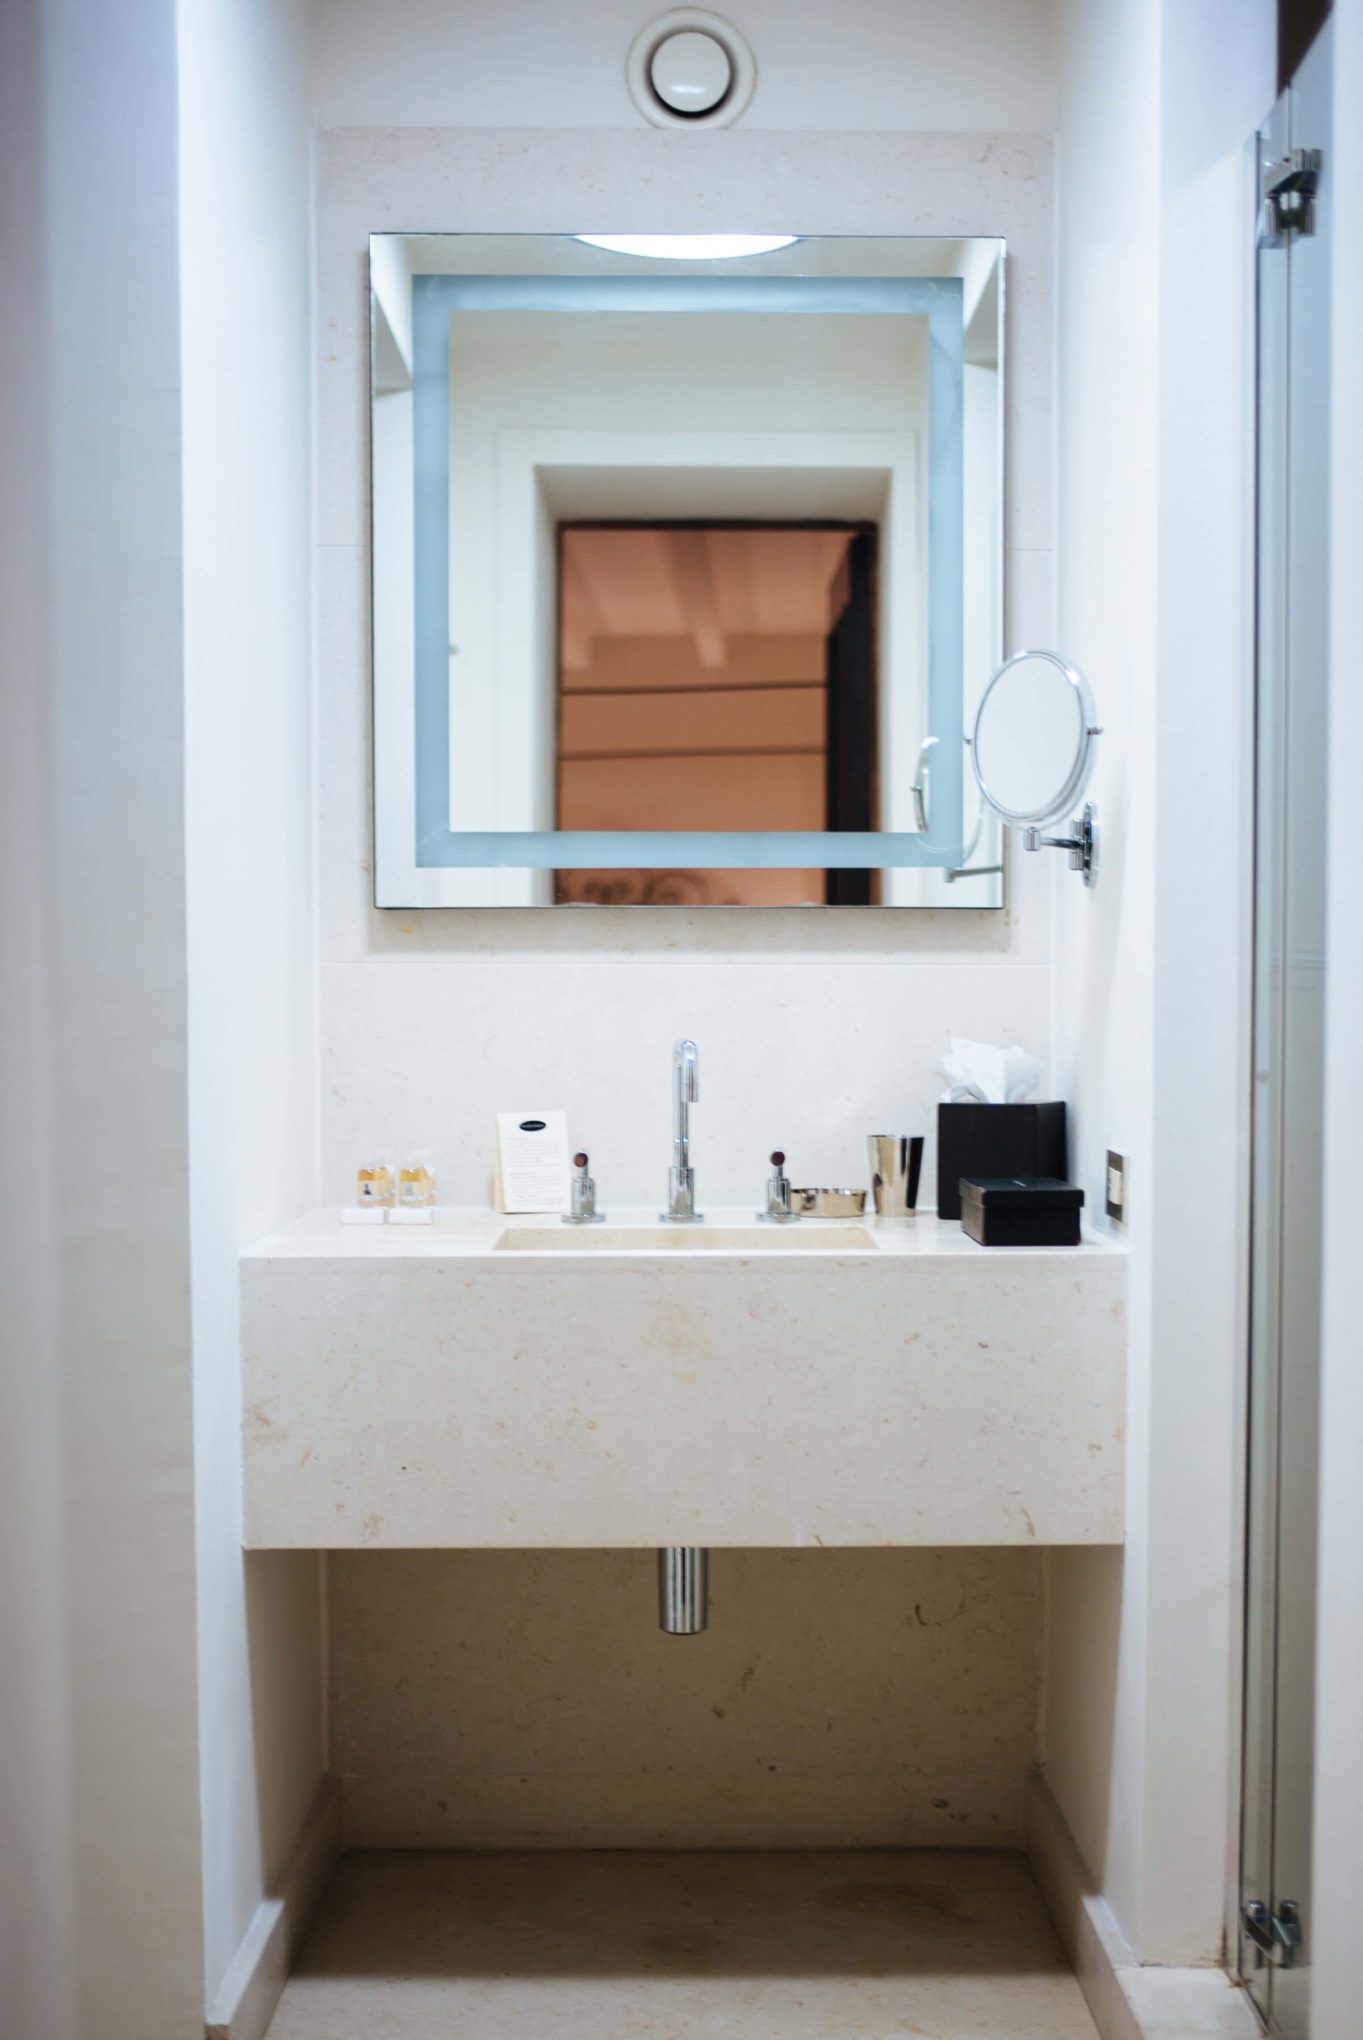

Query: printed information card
<box><xmin>494</xmin><ymin>1111</ymin><xmax>571</xmax><ymax>1214</ymax></box>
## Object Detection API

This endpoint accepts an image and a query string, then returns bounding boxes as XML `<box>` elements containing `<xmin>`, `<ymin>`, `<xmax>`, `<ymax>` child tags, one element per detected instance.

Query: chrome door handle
<box><xmin>1242</xmin><ymin>1898</ymin><xmax>1302</xmax><ymax>1968</ymax></box>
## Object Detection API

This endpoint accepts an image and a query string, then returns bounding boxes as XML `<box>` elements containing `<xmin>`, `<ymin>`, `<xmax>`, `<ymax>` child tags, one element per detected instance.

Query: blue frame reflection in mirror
<box><xmin>370</xmin><ymin>233</ymin><xmax>1005</xmax><ymax>907</ymax></box>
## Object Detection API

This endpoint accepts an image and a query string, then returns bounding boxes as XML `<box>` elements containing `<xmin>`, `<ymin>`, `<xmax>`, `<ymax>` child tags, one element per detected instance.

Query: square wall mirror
<box><xmin>370</xmin><ymin>232</ymin><xmax>1005</xmax><ymax>907</ymax></box>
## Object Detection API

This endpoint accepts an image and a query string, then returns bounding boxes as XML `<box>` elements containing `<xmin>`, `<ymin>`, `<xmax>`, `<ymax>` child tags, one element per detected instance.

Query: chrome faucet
<box><xmin>663</xmin><ymin>1038</ymin><xmax>702</xmax><ymax>1221</ymax></box>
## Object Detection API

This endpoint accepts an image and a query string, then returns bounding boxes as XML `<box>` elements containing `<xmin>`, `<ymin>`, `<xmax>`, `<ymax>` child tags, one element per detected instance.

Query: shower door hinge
<box><xmin>1261</xmin><ymin>149</ymin><xmax>1322</xmax><ymax>239</ymax></box>
<box><xmin>1242</xmin><ymin>1897</ymin><xmax>1303</xmax><ymax>1969</ymax></box>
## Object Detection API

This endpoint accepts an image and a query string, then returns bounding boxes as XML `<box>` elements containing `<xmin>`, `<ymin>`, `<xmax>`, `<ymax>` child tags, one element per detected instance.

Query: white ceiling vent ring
<box><xmin>626</xmin><ymin>10</ymin><xmax>757</xmax><ymax>129</ymax></box>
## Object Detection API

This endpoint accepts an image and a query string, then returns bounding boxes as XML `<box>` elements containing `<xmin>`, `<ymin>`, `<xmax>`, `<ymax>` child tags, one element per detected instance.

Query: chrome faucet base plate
<box><xmin>659</xmin><ymin>1210</ymin><xmax>705</xmax><ymax>1224</ymax></box>
<box><xmin>561</xmin><ymin>1211</ymin><xmax>607</xmax><ymax>1225</ymax></box>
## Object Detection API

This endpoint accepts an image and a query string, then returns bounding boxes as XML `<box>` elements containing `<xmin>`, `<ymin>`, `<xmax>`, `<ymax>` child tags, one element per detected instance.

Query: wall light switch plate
<box><xmin>1105</xmin><ymin>1150</ymin><xmax>1126</xmax><ymax>1224</ymax></box>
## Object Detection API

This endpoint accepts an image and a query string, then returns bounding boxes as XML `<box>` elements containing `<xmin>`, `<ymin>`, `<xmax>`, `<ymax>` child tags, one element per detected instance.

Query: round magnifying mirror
<box><xmin>970</xmin><ymin>649</ymin><xmax>1098</xmax><ymax>828</ymax></box>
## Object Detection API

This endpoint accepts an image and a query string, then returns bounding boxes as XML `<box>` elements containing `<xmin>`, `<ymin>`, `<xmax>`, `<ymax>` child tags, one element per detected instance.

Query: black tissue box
<box><xmin>960</xmin><ymin>1176</ymin><xmax>1084</xmax><ymax>1247</ymax></box>
<box><xmin>936</xmin><ymin>1101</ymin><xmax>1067</xmax><ymax>1219</ymax></box>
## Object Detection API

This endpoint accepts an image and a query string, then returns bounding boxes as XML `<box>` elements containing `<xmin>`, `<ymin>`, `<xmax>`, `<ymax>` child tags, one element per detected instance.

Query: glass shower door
<box><xmin>1240</xmin><ymin>23</ymin><xmax>1331</xmax><ymax>2039</ymax></box>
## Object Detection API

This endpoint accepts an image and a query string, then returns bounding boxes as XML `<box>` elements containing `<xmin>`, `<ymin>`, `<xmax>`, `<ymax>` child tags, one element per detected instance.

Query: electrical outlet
<box><xmin>1105</xmin><ymin>1150</ymin><xmax>1126</xmax><ymax>1223</ymax></box>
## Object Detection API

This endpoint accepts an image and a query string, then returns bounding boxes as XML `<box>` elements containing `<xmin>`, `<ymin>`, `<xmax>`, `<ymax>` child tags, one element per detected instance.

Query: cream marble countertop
<box><xmin>242</xmin><ymin>1208</ymin><xmax>1126</xmax><ymax>1552</ymax></box>
<box><xmin>244</xmin><ymin>1205</ymin><xmax>1127</xmax><ymax>1260</ymax></box>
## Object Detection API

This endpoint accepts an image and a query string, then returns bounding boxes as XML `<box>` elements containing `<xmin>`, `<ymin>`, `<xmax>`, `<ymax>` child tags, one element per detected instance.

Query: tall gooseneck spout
<box><xmin>663</xmin><ymin>1037</ymin><xmax>701</xmax><ymax>1221</ymax></box>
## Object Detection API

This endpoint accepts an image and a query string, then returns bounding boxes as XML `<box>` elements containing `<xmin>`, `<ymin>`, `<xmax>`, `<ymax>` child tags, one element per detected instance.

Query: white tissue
<box><xmin>940</xmin><ymin>1035</ymin><xmax>1044</xmax><ymax>1105</ymax></box>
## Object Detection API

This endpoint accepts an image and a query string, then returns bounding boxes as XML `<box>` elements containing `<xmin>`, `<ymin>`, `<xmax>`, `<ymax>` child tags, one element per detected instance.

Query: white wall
<box><xmin>1145</xmin><ymin>0</ymin><xmax>1272</xmax><ymax>1963</ymax></box>
<box><xmin>0</xmin><ymin>10</ymin><xmax>73</xmax><ymax>2028</ymax></box>
<box><xmin>0</xmin><ymin>2</ymin><xmax>205</xmax><ymax>2035</ymax></box>
<box><xmin>310</xmin><ymin>0</ymin><xmax>1058</xmax><ymax>133</ymax></box>
<box><xmin>1047</xmin><ymin>0</ymin><xmax>1160</xmax><ymax>1943</ymax></box>
<box><xmin>1312</xmin><ymin>1</ymin><xmax>1363</xmax><ymax>2026</ymax></box>
<box><xmin>177</xmin><ymin>0</ymin><xmax>326</xmax><ymax>2009</ymax></box>
<box><xmin>1048</xmin><ymin>0</ymin><xmax>1273</xmax><ymax>1969</ymax></box>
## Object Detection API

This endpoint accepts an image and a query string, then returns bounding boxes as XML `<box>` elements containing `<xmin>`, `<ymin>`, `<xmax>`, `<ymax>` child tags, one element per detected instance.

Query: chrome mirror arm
<box><xmin>1021</xmin><ymin>802</ymin><xmax>1098</xmax><ymax>885</ymax></box>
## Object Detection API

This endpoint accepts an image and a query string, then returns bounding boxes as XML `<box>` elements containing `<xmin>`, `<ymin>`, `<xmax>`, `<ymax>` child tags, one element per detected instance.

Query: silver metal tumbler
<box><xmin>868</xmin><ymin>1135</ymin><xmax>925</xmax><ymax>1219</ymax></box>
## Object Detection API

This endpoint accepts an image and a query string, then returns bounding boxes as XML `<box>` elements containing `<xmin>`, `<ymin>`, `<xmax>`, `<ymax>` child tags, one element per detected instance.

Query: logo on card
<box><xmin>519</xmin><ymin>1119</ymin><xmax>547</xmax><ymax>1132</ymax></box>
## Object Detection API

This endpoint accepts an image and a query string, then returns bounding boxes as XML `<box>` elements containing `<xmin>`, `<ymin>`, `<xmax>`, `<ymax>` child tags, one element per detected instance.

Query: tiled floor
<box><xmin>265</xmin><ymin>1847</ymin><xmax>1098</xmax><ymax>2039</ymax></box>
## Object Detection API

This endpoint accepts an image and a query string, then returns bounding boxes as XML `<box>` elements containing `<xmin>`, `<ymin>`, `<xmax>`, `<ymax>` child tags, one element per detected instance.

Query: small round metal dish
<box><xmin>791</xmin><ymin>1187</ymin><xmax>867</xmax><ymax>1218</ymax></box>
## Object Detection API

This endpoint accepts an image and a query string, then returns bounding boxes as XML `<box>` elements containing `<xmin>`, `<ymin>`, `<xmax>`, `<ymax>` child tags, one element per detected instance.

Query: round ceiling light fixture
<box><xmin>626</xmin><ymin>10</ymin><xmax>757</xmax><ymax>129</ymax></box>
<box><xmin>652</xmin><ymin>28</ymin><xmax>730</xmax><ymax>114</ymax></box>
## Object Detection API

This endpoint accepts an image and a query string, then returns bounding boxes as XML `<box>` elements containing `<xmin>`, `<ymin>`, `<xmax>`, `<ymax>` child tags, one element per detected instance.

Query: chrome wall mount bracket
<box><xmin>1023</xmin><ymin>802</ymin><xmax>1097</xmax><ymax>887</ymax></box>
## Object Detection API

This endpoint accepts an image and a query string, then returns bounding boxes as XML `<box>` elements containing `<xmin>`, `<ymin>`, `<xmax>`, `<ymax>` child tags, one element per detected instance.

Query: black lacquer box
<box><xmin>936</xmin><ymin>1101</ymin><xmax>1068</xmax><ymax>1220</ymax></box>
<box><xmin>959</xmin><ymin>1176</ymin><xmax>1084</xmax><ymax>1247</ymax></box>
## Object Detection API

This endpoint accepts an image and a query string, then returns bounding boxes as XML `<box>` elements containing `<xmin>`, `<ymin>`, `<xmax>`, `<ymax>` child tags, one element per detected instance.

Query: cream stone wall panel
<box><xmin>318</xmin><ymin>955</ymin><xmax>1053</xmax><ymax>1207</ymax></box>
<box><xmin>313</xmin><ymin>128</ymin><xmax>1055</xmax><ymax>978</ymax></box>
<box><xmin>330</xmin><ymin>1547</ymin><xmax>1042</xmax><ymax>1849</ymax></box>
<box><xmin>309</xmin><ymin>0</ymin><xmax>1060</xmax><ymax>134</ymax></box>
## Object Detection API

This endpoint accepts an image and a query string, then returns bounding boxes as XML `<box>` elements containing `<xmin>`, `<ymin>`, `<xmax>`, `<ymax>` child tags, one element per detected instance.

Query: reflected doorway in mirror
<box><xmin>555</xmin><ymin>522</ymin><xmax>877</xmax><ymax>906</ymax></box>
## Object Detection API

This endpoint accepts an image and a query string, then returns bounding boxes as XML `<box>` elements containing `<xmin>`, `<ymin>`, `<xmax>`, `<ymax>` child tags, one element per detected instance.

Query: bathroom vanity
<box><xmin>242</xmin><ymin>1213</ymin><xmax>1124</xmax><ymax>1550</ymax></box>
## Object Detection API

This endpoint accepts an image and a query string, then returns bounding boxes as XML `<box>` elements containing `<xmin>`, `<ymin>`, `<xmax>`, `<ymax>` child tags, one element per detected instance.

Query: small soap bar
<box><xmin>494</xmin><ymin>1111</ymin><xmax>571</xmax><ymax>1214</ymax></box>
<box><xmin>341</xmin><ymin>1205</ymin><xmax>387</xmax><ymax>1226</ymax></box>
<box><xmin>959</xmin><ymin>1176</ymin><xmax>1084</xmax><ymax>1247</ymax></box>
<box><xmin>389</xmin><ymin>1206</ymin><xmax>434</xmax><ymax>1225</ymax></box>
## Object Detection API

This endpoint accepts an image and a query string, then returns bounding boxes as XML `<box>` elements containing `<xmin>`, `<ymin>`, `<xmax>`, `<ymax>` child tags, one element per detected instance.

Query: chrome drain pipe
<box><xmin>658</xmin><ymin>1547</ymin><xmax>708</xmax><ymax>1634</ymax></box>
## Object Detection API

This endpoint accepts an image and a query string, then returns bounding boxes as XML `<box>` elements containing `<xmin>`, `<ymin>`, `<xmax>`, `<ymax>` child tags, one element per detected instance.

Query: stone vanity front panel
<box><xmin>242</xmin><ymin>1215</ymin><xmax>1124</xmax><ymax>1548</ymax></box>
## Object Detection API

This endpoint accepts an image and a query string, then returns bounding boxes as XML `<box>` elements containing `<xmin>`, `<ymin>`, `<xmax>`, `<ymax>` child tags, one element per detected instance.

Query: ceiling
<box><xmin>560</xmin><ymin>526</ymin><xmax>853</xmax><ymax>674</ymax></box>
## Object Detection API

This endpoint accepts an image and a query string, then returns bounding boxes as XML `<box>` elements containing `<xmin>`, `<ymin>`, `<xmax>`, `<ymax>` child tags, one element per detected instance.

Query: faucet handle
<box><xmin>758</xmin><ymin>1148</ymin><xmax>796</xmax><ymax>1223</ymax></box>
<box><xmin>563</xmin><ymin>1149</ymin><xmax>606</xmax><ymax>1225</ymax></box>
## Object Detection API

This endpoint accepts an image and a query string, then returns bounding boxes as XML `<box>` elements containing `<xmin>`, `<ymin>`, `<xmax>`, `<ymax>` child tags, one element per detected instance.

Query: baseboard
<box><xmin>1025</xmin><ymin>1773</ymin><xmax>1261</xmax><ymax>2040</ymax></box>
<box><xmin>205</xmin><ymin>1775</ymin><xmax>342</xmax><ymax>2040</ymax></box>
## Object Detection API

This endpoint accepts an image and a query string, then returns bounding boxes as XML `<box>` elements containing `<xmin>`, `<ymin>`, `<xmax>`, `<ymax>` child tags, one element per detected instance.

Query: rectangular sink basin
<box><xmin>494</xmin><ymin>1224</ymin><xmax>878</xmax><ymax>1253</ymax></box>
